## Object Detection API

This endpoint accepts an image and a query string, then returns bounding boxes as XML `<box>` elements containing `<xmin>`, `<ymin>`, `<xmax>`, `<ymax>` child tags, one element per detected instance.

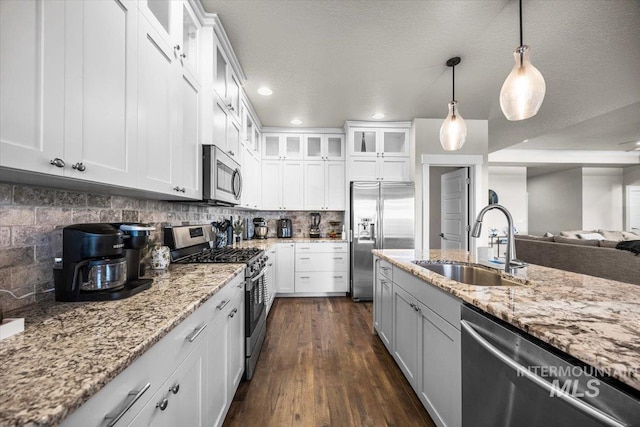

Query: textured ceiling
<box><xmin>200</xmin><ymin>0</ymin><xmax>640</xmax><ymax>152</ymax></box>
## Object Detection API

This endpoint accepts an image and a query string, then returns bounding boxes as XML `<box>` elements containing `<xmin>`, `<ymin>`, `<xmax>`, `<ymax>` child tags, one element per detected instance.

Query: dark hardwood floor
<box><xmin>224</xmin><ymin>297</ymin><xmax>435</xmax><ymax>427</ymax></box>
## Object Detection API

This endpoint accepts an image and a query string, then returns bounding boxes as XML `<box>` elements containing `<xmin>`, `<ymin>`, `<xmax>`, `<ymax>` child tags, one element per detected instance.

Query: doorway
<box><xmin>429</xmin><ymin>167</ymin><xmax>469</xmax><ymax>249</ymax></box>
<box><xmin>626</xmin><ymin>185</ymin><xmax>640</xmax><ymax>233</ymax></box>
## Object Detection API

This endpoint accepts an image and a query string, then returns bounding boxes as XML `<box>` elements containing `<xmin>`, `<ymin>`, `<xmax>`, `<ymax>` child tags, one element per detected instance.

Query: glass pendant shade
<box><xmin>440</xmin><ymin>101</ymin><xmax>467</xmax><ymax>151</ymax></box>
<box><xmin>500</xmin><ymin>45</ymin><xmax>546</xmax><ymax>121</ymax></box>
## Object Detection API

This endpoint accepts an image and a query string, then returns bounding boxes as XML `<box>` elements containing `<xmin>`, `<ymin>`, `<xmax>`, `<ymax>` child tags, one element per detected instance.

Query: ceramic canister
<box><xmin>150</xmin><ymin>245</ymin><xmax>170</xmax><ymax>270</ymax></box>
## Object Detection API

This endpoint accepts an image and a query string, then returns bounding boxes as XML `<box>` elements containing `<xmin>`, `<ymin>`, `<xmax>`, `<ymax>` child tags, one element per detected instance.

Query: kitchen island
<box><xmin>373</xmin><ymin>249</ymin><xmax>640</xmax><ymax>392</ymax></box>
<box><xmin>0</xmin><ymin>263</ymin><xmax>244</xmax><ymax>426</ymax></box>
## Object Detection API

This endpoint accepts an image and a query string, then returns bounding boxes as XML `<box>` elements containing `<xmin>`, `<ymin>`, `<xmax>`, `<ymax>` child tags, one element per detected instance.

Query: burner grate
<box><xmin>173</xmin><ymin>247</ymin><xmax>262</xmax><ymax>264</ymax></box>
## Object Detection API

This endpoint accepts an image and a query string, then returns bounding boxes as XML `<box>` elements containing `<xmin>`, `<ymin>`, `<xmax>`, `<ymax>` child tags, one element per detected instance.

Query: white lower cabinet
<box><xmin>275</xmin><ymin>243</ymin><xmax>295</xmax><ymax>293</ymax></box>
<box><xmin>293</xmin><ymin>242</ymin><xmax>348</xmax><ymax>293</ymax></box>
<box><xmin>373</xmin><ymin>256</ymin><xmax>461</xmax><ymax>427</ymax></box>
<box><xmin>265</xmin><ymin>246</ymin><xmax>277</xmax><ymax>314</ymax></box>
<box><xmin>61</xmin><ymin>274</ymin><xmax>245</xmax><ymax>427</ymax></box>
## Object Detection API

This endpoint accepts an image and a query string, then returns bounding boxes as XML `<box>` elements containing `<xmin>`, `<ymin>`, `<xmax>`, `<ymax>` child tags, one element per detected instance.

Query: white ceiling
<box><xmin>200</xmin><ymin>0</ymin><xmax>640</xmax><ymax>152</ymax></box>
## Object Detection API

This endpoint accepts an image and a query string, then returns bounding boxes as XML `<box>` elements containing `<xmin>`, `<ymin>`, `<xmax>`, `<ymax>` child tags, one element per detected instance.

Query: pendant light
<box><xmin>440</xmin><ymin>57</ymin><xmax>467</xmax><ymax>151</ymax></box>
<box><xmin>500</xmin><ymin>0</ymin><xmax>546</xmax><ymax>121</ymax></box>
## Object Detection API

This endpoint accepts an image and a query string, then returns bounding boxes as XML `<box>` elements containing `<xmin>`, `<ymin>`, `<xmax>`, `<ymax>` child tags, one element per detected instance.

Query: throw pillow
<box><xmin>599</xmin><ymin>240</ymin><xmax>620</xmax><ymax>248</ymax></box>
<box><xmin>597</xmin><ymin>230</ymin><xmax>625</xmax><ymax>241</ymax></box>
<box><xmin>622</xmin><ymin>231</ymin><xmax>640</xmax><ymax>241</ymax></box>
<box><xmin>515</xmin><ymin>235</ymin><xmax>553</xmax><ymax>242</ymax></box>
<box><xmin>544</xmin><ymin>232</ymin><xmax>554</xmax><ymax>237</ymax></box>
<box><xmin>559</xmin><ymin>230</ymin><xmax>595</xmax><ymax>239</ymax></box>
<box><xmin>553</xmin><ymin>236</ymin><xmax>599</xmax><ymax>246</ymax></box>
<box><xmin>577</xmin><ymin>232</ymin><xmax>606</xmax><ymax>240</ymax></box>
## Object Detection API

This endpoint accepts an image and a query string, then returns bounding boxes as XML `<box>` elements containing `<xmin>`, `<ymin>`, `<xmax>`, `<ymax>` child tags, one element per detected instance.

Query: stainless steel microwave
<box><xmin>203</xmin><ymin>146</ymin><xmax>242</xmax><ymax>206</ymax></box>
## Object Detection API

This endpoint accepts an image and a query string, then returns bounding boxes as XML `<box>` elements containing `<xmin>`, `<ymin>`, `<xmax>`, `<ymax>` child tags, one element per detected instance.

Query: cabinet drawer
<box><xmin>295</xmin><ymin>252</ymin><xmax>348</xmax><ymax>272</ymax></box>
<box><xmin>393</xmin><ymin>267</ymin><xmax>460</xmax><ymax>329</ymax></box>
<box><xmin>295</xmin><ymin>272</ymin><xmax>348</xmax><ymax>293</ymax></box>
<box><xmin>377</xmin><ymin>259</ymin><xmax>393</xmax><ymax>281</ymax></box>
<box><xmin>295</xmin><ymin>242</ymin><xmax>348</xmax><ymax>253</ymax></box>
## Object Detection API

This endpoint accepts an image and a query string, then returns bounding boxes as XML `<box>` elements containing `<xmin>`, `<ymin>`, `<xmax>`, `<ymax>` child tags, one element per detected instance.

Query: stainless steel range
<box><xmin>164</xmin><ymin>225</ymin><xmax>269</xmax><ymax>380</ymax></box>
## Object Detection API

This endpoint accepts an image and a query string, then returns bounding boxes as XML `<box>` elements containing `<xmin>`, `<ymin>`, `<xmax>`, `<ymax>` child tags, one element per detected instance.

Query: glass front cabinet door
<box><xmin>350</xmin><ymin>128</ymin><xmax>378</xmax><ymax>156</ymax></box>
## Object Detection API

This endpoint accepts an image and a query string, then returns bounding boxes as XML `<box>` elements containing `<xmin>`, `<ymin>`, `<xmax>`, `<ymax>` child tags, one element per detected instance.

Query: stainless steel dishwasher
<box><xmin>461</xmin><ymin>305</ymin><xmax>640</xmax><ymax>427</ymax></box>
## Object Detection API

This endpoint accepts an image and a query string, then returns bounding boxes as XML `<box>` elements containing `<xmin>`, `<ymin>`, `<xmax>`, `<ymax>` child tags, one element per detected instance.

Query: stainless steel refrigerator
<box><xmin>350</xmin><ymin>182</ymin><xmax>415</xmax><ymax>301</ymax></box>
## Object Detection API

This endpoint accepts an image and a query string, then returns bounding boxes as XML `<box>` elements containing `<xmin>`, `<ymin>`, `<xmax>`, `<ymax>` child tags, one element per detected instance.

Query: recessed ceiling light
<box><xmin>257</xmin><ymin>87</ymin><xmax>273</xmax><ymax>96</ymax></box>
<box><xmin>290</xmin><ymin>119</ymin><xmax>302</xmax><ymax>125</ymax></box>
<box><xmin>636</xmin><ymin>141</ymin><xmax>640</xmax><ymax>146</ymax></box>
<box><xmin>522</xmin><ymin>139</ymin><xmax>529</xmax><ymax>143</ymax></box>
<box><xmin>372</xmin><ymin>113</ymin><xmax>385</xmax><ymax>120</ymax></box>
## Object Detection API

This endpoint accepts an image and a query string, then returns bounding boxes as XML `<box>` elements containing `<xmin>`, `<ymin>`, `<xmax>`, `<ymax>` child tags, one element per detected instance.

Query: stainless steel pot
<box><xmin>254</xmin><ymin>226</ymin><xmax>268</xmax><ymax>239</ymax></box>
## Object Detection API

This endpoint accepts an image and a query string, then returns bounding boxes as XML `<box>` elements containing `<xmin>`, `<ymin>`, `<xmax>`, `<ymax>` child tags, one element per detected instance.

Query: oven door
<box><xmin>245</xmin><ymin>267</ymin><xmax>267</xmax><ymax>338</ymax></box>
<box><xmin>203</xmin><ymin>146</ymin><xmax>242</xmax><ymax>206</ymax></box>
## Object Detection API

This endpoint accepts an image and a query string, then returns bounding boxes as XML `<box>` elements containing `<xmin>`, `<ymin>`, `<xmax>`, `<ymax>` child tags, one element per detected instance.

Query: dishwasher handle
<box><xmin>460</xmin><ymin>320</ymin><xmax>627</xmax><ymax>427</ymax></box>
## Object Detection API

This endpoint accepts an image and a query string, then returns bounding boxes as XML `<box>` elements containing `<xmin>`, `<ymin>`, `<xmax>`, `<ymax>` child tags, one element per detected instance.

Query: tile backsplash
<box><xmin>0</xmin><ymin>182</ymin><xmax>343</xmax><ymax>313</ymax></box>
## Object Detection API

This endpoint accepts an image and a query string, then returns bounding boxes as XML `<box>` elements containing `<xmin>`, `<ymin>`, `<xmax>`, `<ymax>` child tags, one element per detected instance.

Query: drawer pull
<box><xmin>333</xmin><ymin>247</ymin><xmax>343</xmax><ymax>249</ymax></box>
<box><xmin>216</xmin><ymin>299</ymin><xmax>230</xmax><ymax>310</ymax></box>
<box><xmin>299</xmin><ymin>247</ymin><xmax>310</xmax><ymax>249</ymax></box>
<box><xmin>300</xmin><ymin>257</ymin><xmax>311</xmax><ymax>260</ymax></box>
<box><xmin>332</xmin><ymin>257</ymin><xmax>343</xmax><ymax>260</ymax></box>
<box><xmin>333</xmin><ymin>276</ymin><xmax>343</xmax><ymax>279</ymax></box>
<box><xmin>229</xmin><ymin>307</ymin><xmax>238</xmax><ymax>318</ymax></box>
<box><xmin>170</xmin><ymin>383</ymin><xmax>180</xmax><ymax>394</ymax></box>
<box><xmin>300</xmin><ymin>276</ymin><xmax>310</xmax><ymax>279</ymax></box>
<box><xmin>105</xmin><ymin>383</ymin><xmax>151</xmax><ymax>426</ymax></box>
<box><xmin>185</xmin><ymin>323</ymin><xmax>207</xmax><ymax>342</ymax></box>
<box><xmin>156</xmin><ymin>398</ymin><xmax>169</xmax><ymax>411</ymax></box>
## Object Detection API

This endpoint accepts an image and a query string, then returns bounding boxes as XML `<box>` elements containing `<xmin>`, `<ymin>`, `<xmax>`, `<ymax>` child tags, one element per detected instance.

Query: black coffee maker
<box><xmin>54</xmin><ymin>223</ymin><xmax>154</xmax><ymax>302</ymax></box>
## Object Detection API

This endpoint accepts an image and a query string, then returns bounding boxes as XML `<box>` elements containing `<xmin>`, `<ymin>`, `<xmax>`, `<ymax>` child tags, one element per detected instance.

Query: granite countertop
<box><xmin>373</xmin><ymin>249</ymin><xmax>640</xmax><ymax>392</ymax></box>
<box><xmin>0</xmin><ymin>263</ymin><xmax>245</xmax><ymax>427</ymax></box>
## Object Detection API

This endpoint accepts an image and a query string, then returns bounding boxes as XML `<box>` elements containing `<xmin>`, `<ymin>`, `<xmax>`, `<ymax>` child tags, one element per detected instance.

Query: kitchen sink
<box><xmin>411</xmin><ymin>261</ymin><xmax>522</xmax><ymax>287</ymax></box>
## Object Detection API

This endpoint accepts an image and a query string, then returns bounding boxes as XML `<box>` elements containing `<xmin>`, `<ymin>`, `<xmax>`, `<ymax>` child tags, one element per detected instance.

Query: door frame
<box><xmin>440</xmin><ymin>167</ymin><xmax>470</xmax><ymax>251</ymax></box>
<box><xmin>420</xmin><ymin>154</ymin><xmax>484</xmax><ymax>253</ymax></box>
<box><xmin>625</xmin><ymin>185</ymin><xmax>640</xmax><ymax>232</ymax></box>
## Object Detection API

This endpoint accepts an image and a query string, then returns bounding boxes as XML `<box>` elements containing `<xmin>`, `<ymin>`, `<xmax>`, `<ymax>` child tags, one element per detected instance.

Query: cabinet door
<box><xmin>64</xmin><ymin>0</ymin><xmax>138</xmax><ymax>186</ymax></box>
<box><xmin>282</xmin><ymin>161</ymin><xmax>304</xmax><ymax>210</ymax></box>
<box><xmin>325</xmin><ymin>161</ymin><xmax>345</xmax><ymax>210</ymax></box>
<box><xmin>374</xmin><ymin>263</ymin><xmax>383</xmax><ymax>333</ymax></box>
<box><xmin>261</xmin><ymin>160</ymin><xmax>281</xmax><ymax>210</ymax></box>
<box><xmin>349</xmin><ymin>157</ymin><xmax>378</xmax><ymax>181</ymax></box>
<box><xmin>212</xmin><ymin>97</ymin><xmax>228</xmax><ymax>152</ymax></box>
<box><xmin>418</xmin><ymin>301</ymin><xmax>461</xmax><ymax>427</ymax></box>
<box><xmin>262</xmin><ymin>134</ymin><xmax>281</xmax><ymax>160</ymax></box>
<box><xmin>303</xmin><ymin>134</ymin><xmax>323</xmax><ymax>160</ymax></box>
<box><xmin>180</xmin><ymin>73</ymin><xmax>201</xmax><ymax>199</ymax></box>
<box><xmin>380</xmin><ymin>158</ymin><xmax>411</xmax><ymax>182</ymax></box>
<box><xmin>303</xmin><ymin>161</ymin><xmax>325</xmax><ymax>210</ymax></box>
<box><xmin>226</xmin><ymin>290</ymin><xmax>245</xmax><ymax>399</ymax></box>
<box><xmin>350</xmin><ymin>128</ymin><xmax>377</xmax><ymax>157</ymax></box>
<box><xmin>179</xmin><ymin>2</ymin><xmax>200</xmax><ymax>84</ymax></box>
<box><xmin>137</xmin><ymin>13</ymin><xmax>179</xmax><ymax>195</ymax></box>
<box><xmin>227</xmin><ymin>119</ymin><xmax>241</xmax><ymax>162</ymax></box>
<box><xmin>325</xmin><ymin>134</ymin><xmax>345</xmax><ymax>160</ymax></box>
<box><xmin>380</xmin><ymin>129</ymin><xmax>410</xmax><ymax>157</ymax></box>
<box><xmin>138</xmin><ymin>0</ymin><xmax>178</xmax><ymax>49</ymax></box>
<box><xmin>283</xmin><ymin>135</ymin><xmax>303</xmax><ymax>160</ymax></box>
<box><xmin>276</xmin><ymin>244</ymin><xmax>295</xmax><ymax>293</ymax></box>
<box><xmin>265</xmin><ymin>252</ymin><xmax>276</xmax><ymax>315</ymax></box>
<box><xmin>393</xmin><ymin>285</ymin><xmax>419</xmax><ymax>389</ymax></box>
<box><xmin>129</xmin><ymin>339</ymin><xmax>206</xmax><ymax>427</ymax></box>
<box><xmin>0</xmin><ymin>0</ymin><xmax>65</xmax><ymax>175</ymax></box>
<box><xmin>205</xmin><ymin>315</ymin><xmax>228</xmax><ymax>427</ymax></box>
<box><xmin>380</xmin><ymin>277</ymin><xmax>394</xmax><ymax>350</ymax></box>
<box><xmin>213</xmin><ymin>44</ymin><xmax>228</xmax><ymax>101</ymax></box>
<box><xmin>227</xmin><ymin>73</ymin><xmax>241</xmax><ymax>122</ymax></box>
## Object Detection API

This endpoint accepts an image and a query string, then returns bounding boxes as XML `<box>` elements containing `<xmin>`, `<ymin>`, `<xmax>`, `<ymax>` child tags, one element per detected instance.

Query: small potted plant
<box><xmin>233</xmin><ymin>219</ymin><xmax>244</xmax><ymax>243</ymax></box>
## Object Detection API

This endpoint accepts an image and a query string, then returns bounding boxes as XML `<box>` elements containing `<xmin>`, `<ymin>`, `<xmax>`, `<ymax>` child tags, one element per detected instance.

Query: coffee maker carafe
<box><xmin>309</xmin><ymin>212</ymin><xmax>321</xmax><ymax>238</ymax></box>
<box><xmin>54</xmin><ymin>223</ymin><xmax>154</xmax><ymax>302</ymax></box>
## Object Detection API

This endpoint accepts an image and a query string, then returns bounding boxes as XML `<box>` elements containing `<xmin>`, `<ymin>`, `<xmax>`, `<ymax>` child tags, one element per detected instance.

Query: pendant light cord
<box><xmin>519</xmin><ymin>0</ymin><xmax>524</xmax><ymax>66</ymax></box>
<box><xmin>451</xmin><ymin>65</ymin><xmax>456</xmax><ymax>117</ymax></box>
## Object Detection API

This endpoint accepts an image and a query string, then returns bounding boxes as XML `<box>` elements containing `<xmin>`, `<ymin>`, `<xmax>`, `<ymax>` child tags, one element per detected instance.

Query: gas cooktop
<box><xmin>172</xmin><ymin>246</ymin><xmax>263</xmax><ymax>264</ymax></box>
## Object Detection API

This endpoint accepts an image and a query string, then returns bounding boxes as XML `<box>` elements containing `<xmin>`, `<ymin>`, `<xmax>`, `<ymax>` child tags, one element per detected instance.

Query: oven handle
<box><xmin>250</xmin><ymin>266</ymin><xmax>269</xmax><ymax>283</ymax></box>
<box><xmin>232</xmin><ymin>168</ymin><xmax>242</xmax><ymax>200</ymax></box>
<box><xmin>460</xmin><ymin>320</ymin><xmax>626</xmax><ymax>427</ymax></box>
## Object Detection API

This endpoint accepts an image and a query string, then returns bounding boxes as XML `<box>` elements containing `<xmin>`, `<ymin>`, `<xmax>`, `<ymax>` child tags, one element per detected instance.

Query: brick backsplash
<box><xmin>0</xmin><ymin>182</ymin><xmax>344</xmax><ymax>313</ymax></box>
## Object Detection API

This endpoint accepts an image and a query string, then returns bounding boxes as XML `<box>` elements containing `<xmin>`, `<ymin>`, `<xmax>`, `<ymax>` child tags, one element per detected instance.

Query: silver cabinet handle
<box><xmin>185</xmin><ymin>323</ymin><xmax>207</xmax><ymax>342</ymax></box>
<box><xmin>333</xmin><ymin>276</ymin><xmax>343</xmax><ymax>279</ymax></box>
<box><xmin>299</xmin><ymin>247</ymin><xmax>310</xmax><ymax>250</ymax></box>
<box><xmin>50</xmin><ymin>158</ymin><xmax>65</xmax><ymax>168</ymax></box>
<box><xmin>300</xmin><ymin>276</ymin><xmax>310</xmax><ymax>279</ymax></box>
<box><xmin>180</xmin><ymin>53</ymin><xmax>186</xmax><ymax>59</ymax></box>
<box><xmin>460</xmin><ymin>320</ymin><xmax>626</xmax><ymax>427</ymax></box>
<box><xmin>228</xmin><ymin>150</ymin><xmax>235</xmax><ymax>156</ymax></box>
<box><xmin>229</xmin><ymin>307</ymin><xmax>238</xmax><ymax>318</ymax></box>
<box><xmin>173</xmin><ymin>186</ymin><xmax>181</xmax><ymax>192</ymax></box>
<box><xmin>333</xmin><ymin>247</ymin><xmax>343</xmax><ymax>249</ymax></box>
<box><xmin>72</xmin><ymin>162</ymin><xmax>86</xmax><ymax>172</ymax></box>
<box><xmin>216</xmin><ymin>299</ymin><xmax>230</xmax><ymax>311</ymax></box>
<box><xmin>332</xmin><ymin>257</ymin><xmax>343</xmax><ymax>260</ymax></box>
<box><xmin>174</xmin><ymin>44</ymin><xmax>180</xmax><ymax>53</ymax></box>
<box><xmin>409</xmin><ymin>302</ymin><xmax>415</xmax><ymax>309</ymax></box>
<box><xmin>104</xmin><ymin>383</ymin><xmax>151</xmax><ymax>427</ymax></box>
<box><xmin>170</xmin><ymin>384</ymin><xmax>180</xmax><ymax>394</ymax></box>
<box><xmin>180</xmin><ymin>187</ymin><xmax>186</xmax><ymax>193</ymax></box>
<box><xmin>300</xmin><ymin>257</ymin><xmax>310</xmax><ymax>260</ymax></box>
<box><xmin>156</xmin><ymin>398</ymin><xmax>169</xmax><ymax>411</ymax></box>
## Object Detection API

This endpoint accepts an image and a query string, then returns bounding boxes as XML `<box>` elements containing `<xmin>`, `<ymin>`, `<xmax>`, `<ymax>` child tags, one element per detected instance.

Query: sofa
<box><xmin>514</xmin><ymin>230</ymin><xmax>640</xmax><ymax>285</ymax></box>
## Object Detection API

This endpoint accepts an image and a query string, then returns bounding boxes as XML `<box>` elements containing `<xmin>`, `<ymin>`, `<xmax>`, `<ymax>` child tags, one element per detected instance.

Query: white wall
<box><xmin>623</xmin><ymin>165</ymin><xmax>640</xmax><ymax>230</ymax></box>
<box><xmin>582</xmin><ymin>168</ymin><xmax>623</xmax><ymax>231</ymax></box>
<box><xmin>528</xmin><ymin>168</ymin><xmax>583</xmax><ymax>235</ymax></box>
<box><xmin>413</xmin><ymin>118</ymin><xmax>488</xmax><ymax>250</ymax></box>
<box><xmin>487</xmin><ymin>166</ymin><xmax>528</xmax><ymax>235</ymax></box>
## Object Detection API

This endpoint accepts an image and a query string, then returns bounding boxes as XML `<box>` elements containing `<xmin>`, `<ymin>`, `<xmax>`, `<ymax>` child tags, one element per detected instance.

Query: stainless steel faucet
<box><xmin>471</xmin><ymin>204</ymin><xmax>526</xmax><ymax>274</ymax></box>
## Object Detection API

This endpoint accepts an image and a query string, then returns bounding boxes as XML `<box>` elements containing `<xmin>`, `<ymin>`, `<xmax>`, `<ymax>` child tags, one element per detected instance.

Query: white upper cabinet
<box><xmin>180</xmin><ymin>3</ymin><xmax>200</xmax><ymax>83</ymax></box>
<box><xmin>180</xmin><ymin>74</ymin><xmax>202</xmax><ymax>199</ymax></box>
<box><xmin>347</xmin><ymin>124</ymin><xmax>412</xmax><ymax>181</ymax></box>
<box><xmin>213</xmin><ymin>43</ymin><xmax>240</xmax><ymax>123</ymax></box>
<box><xmin>303</xmin><ymin>161</ymin><xmax>345</xmax><ymax>211</ymax></box>
<box><xmin>303</xmin><ymin>134</ymin><xmax>344</xmax><ymax>160</ymax></box>
<box><xmin>349</xmin><ymin>128</ymin><xmax>409</xmax><ymax>157</ymax></box>
<box><xmin>0</xmin><ymin>0</ymin><xmax>65</xmax><ymax>175</ymax></box>
<box><xmin>262</xmin><ymin>134</ymin><xmax>303</xmax><ymax>160</ymax></box>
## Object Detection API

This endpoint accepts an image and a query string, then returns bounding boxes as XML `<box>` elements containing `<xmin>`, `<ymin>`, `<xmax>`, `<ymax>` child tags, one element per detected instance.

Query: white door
<box><xmin>0</xmin><ymin>0</ymin><xmax>65</xmax><ymax>175</ymax></box>
<box><xmin>64</xmin><ymin>0</ymin><xmax>138</xmax><ymax>186</ymax></box>
<box><xmin>441</xmin><ymin>168</ymin><xmax>469</xmax><ymax>250</ymax></box>
<box><xmin>627</xmin><ymin>186</ymin><xmax>640</xmax><ymax>233</ymax></box>
<box><xmin>304</xmin><ymin>161</ymin><xmax>325</xmax><ymax>210</ymax></box>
